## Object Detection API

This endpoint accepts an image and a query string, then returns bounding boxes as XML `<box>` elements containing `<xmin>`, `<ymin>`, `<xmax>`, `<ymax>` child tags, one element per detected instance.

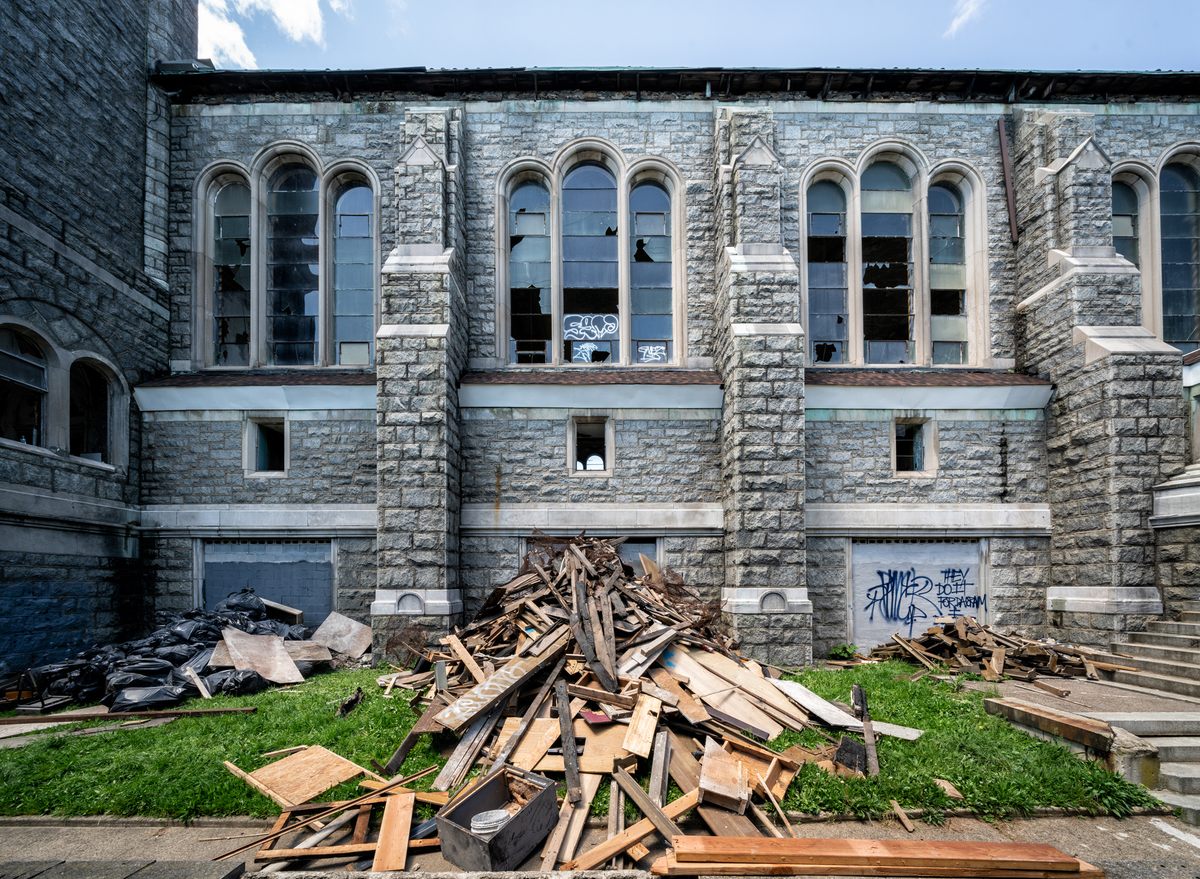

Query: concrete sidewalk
<box><xmin>5</xmin><ymin>812</ymin><xmax>1200</xmax><ymax>878</ymax></box>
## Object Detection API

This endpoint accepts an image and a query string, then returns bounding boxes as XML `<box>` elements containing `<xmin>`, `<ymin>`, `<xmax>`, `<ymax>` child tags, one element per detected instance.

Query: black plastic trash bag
<box><xmin>168</xmin><ymin>618</ymin><xmax>222</xmax><ymax>644</ymax></box>
<box><xmin>214</xmin><ymin>589</ymin><xmax>266</xmax><ymax>621</ymax></box>
<box><xmin>108</xmin><ymin>685</ymin><xmax>188</xmax><ymax>712</ymax></box>
<box><xmin>182</xmin><ymin>647</ymin><xmax>214</xmax><ymax>674</ymax></box>
<box><xmin>153</xmin><ymin>644</ymin><xmax>202</xmax><ymax>666</ymax></box>
<box><xmin>105</xmin><ymin>671</ymin><xmax>170</xmax><ymax>694</ymax></box>
<box><xmin>203</xmin><ymin>668</ymin><xmax>268</xmax><ymax>696</ymax></box>
<box><xmin>113</xmin><ymin>657</ymin><xmax>175</xmax><ymax>678</ymax></box>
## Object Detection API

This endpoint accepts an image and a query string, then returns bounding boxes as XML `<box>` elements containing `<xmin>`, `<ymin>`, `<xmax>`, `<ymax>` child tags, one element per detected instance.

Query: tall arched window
<box><xmin>630</xmin><ymin>182</ymin><xmax>672</xmax><ymax>363</ymax></box>
<box><xmin>562</xmin><ymin>164</ymin><xmax>619</xmax><ymax>364</ymax></box>
<box><xmin>0</xmin><ymin>327</ymin><xmax>47</xmax><ymax>447</ymax></box>
<box><xmin>928</xmin><ymin>182</ymin><xmax>968</xmax><ymax>365</ymax></box>
<box><xmin>508</xmin><ymin>180</ymin><xmax>552</xmax><ymax>364</ymax></box>
<box><xmin>332</xmin><ymin>181</ymin><xmax>374</xmax><ymax>365</ymax></box>
<box><xmin>1161</xmin><ymin>162</ymin><xmax>1200</xmax><ymax>353</ymax></box>
<box><xmin>69</xmin><ymin>361</ymin><xmax>109</xmax><ymax>463</ymax></box>
<box><xmin>806</xmin><ymin>180</ymin><xmax>848</xmax><ymax>364</ymax></box>
<box><xmin>266</xmin><ymin>163</ymin><xmax>320</xmax><ymax>366</ymax></box>
<box><xmin>1112</xmin><ymin>180</ymin><xmax>1140</xmax><ymax>267</ymax></box>
<box><xmin>861</xmin><ymin>161</ymin><xmax>915</xmax><ymax>364</ymax></box>
<box><xmin>212</xmin><ymin>181</ymin><xmax>251</xmax><ymax>366</ymax></box>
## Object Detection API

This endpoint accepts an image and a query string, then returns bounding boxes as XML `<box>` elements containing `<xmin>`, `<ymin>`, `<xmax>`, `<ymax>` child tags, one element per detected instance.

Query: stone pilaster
<box><xmin>713</xmin><ymin>110</ymin><xmax>811</xmax><ymax>666</ymax></box>
<box><xmin>1013</xmin><ymin>110</ymin><xmax>1188</xmax><ymax>644</ymax></box>
<box><xmin>371</xmin><ymin>109</ymin><xmax>468</xmax><ymax>652</ymax></box>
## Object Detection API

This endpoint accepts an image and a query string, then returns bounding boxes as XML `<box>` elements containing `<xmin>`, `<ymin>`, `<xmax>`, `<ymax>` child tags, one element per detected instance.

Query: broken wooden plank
<box><xmin>614</xmin><ymin>765</ymin><xmax>683</xmax><ymax>843</ymax></box>
<box><xmin>699</xmin><ymin>737</ymin><xmax>750</xmax><ymax>815</ymax></box>
<box><xmin>852</xmin><ymin>684</ymin><xmax>879</xmax><ymax>777</ymax></box>
<box><xmin>434</xmin><ymin>628</ymin><xmax>569</xmax><ymax>732</ymax></box>
<box><xmin>433</xmin><ymin>699</ymin><xmax>508</xmax><ymax>791</ymax></box>
<box><xmin>557</xmin><ymin>773</ymin><xmax>602</xmax><ymax>862</ymax></box>
<box><xmin>220</xmin><ymin>628</ymin><xmax>304</xmax><ymax>685</ymax></box>
<box><xmin>890</xmin><ymin>799</ymin><xmax>915</xmax><ymax>832</ymax></box>
<box><xmin>649</xmin><ymin>667</ymin><xmax>710</xmax><ymax>724</ymax></box>
<box><xmin>444</xmin><ymin>634</ymin><xmax>487</xmax><ymax>684</ymax></box>
<box><xmin>567</xmin><ymin>683</ymin><xmax>638</xmax><ymax>710</ymax></box>
<box><xmin>623</xmin><ymin>694</ymin><xmax>663</xmax><ymax>759</ymax></box>
<box><xmin>555</xmin><ymin>678</ymin><xmax>582</xmax><ymax>804</ymax></box>
<box><xmin>562</xmin><ymin>788</ymin><xmax>701</xmax><ymax>871</ymax></box>
<box><xmin>649</xmin><ymin>729</ymin><xmax>671</xmax><ymax>806</ymax></box>
<box><xmin>652</xmin><ymin>852</ymin><xmax>1103</xmax><ymax>877</ymax></box>
<box><xmin>983</xmin><ymin>697</ymin><xmax>1114</xmax><ymax>752</ymax></box>
<box><xmin>667</xmin><ymin>730</ymin><xmax>760</xmax><ymax>837</ymax></box>
<box><xmin>372</xmin><ymin>790</ymin><xmax>416</xmax><ymax>872</ymax></box>
<box><xmin>311</xmin><ymin>611</ymin><xmax>373</xmax><ymax>659</ymax></box>
<box><xmin>770</xmin><ymin>677</ymin><xmax>861</xmax><ymax>730</ymax></box>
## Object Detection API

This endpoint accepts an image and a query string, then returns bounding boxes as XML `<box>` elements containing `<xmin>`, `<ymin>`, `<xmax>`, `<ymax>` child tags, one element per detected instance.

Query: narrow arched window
<box><xmin>69</xmin><ymin>361</ymin><xmax>109</xmax><ymax>463</ymax></box>
<box><xmin>267</xmin><ymin>164</ymin><xmax>320</xmax><ymax>365</ymax></box>
<box><xmin>928</xmin><ymin>182</ymin><xmax>967</xmax><ymax>365</ymax></box>
<box><xmin>508</xmin><ymin>181</ymin><xmax>552</xmax><ymax>364</ymax></box>
<box><xmin>1112</xmin><ymin>181</ymin><xmax>1140</xmax><ymax>267</ymax></box>
<box><xmin>332</xmin><ymin>181</ymin><xmax>374</xmax><ymax>366</ymax></box>
<box><xmin>861</xmin><ymin>162</ymin><xmax>914</xmax><ymax>364</ymax></box>
<box><xmin>562</xmin><ymin>164</ymin><xmax>618</xmax><ymax>364</ymax></box>
<box><xmin>1161</xmin><ymin>163</ymin><xmax>1200</xmax><ymax>353</ymax></box>
<box><xmin>806</xmin><ymin>180</ymin><xmax>848</xmax><ymax>364</ymax></box>
<box><xmin>212</xmin><ymin>181</ymin><xmax>251</xmax><ymax>366</ymax></box>
<box><xmin>630</xmin><ymin>182</ymin><xmax>672</xmax><ymax>363</ymax></box>
<box><xmin>0</xmin><ymin>327</ymin><xmax>47</xmax><ymax>447</ymax></box>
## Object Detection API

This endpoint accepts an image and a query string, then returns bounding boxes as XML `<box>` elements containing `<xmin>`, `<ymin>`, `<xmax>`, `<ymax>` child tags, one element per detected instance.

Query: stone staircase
<box><xmin>1104</xmin><ymin>602</ymin><xmax>1200</xmax><ymax>822</ymax></box>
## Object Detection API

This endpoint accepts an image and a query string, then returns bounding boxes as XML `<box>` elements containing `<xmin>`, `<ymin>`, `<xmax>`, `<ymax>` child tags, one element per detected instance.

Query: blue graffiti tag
<box><xmin>864</xmin><ymin>566</ymin><xmax>983</xmax><ymax>637</ymax></box>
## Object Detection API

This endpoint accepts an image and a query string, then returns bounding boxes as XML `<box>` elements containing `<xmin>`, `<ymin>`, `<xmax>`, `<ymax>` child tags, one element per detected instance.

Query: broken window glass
<box><xmin>509</xmin><ymin>181</ymin><xmax>552</xmax><ymax>363</ymax></box>
<box><xmin>862</xmin><ymin>162</ymin><xmax>913</xmax><ymax>364</ymax></box>
<box><xmin>1161</xmin><ymin>163</ymin><xmax>1200</xmax><ymax>353</ymax></box>
<box><xmin>1111</xmin><ymin>181</ymin><xmax>1139</xmax><ymax>267</ymax></box>
<box><xmin>630</xmin><ymin>182</ymin><xmax>673</xmax><ymax>363</ymax></box>
<box><xmin>895</xmin><ymin>421</ymin><xmax>924</xmax><ymax>472</ymax></box>
<box><xmin>807</xmin><ymin>180</ymin><xmax>848</xmax><ymax>363</ymax></box>
<box><xmin>563</xmin><ymin>164</ymin><xmax>619</xmax><ymax>364</ymax></box>
<box><xmin>928</xmin><ymin>182</ymin><xmax>967</xmax><ymax>365</ymax></box>
<box><xmin>333</xmin><ymin>182</ymin><xmax>374</xmax><ymax>366</ymax></box>
<box><xmin>574</xmin><ymin>418</ymin><xmax>608</xmax><ymax>471</ymax></box>
<box><xmin>69</xmin><ymin>361</ymin><xmax>109</xmax><ymax>463</ymax></box>
<box><xmin>0</xmin><ymin>328</ymin><xmax>46</xmax><ymax>447</ymax></box>
<box><xmin>267</xmin><ymin>164</ymin><xmax>319</xmax><ymax>366</ymax></box>
<box><xmin>212</xmin><ymin>182</ymin><xmax>251</xmax><ymax>366</ymax></box>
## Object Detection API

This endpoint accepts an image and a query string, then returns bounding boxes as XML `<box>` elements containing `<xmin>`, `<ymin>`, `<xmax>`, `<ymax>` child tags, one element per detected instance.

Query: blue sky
<box><xmin>198</xmin><ymin>0</ymin><xmax>1198</xmax><ymax>73</ymax></box>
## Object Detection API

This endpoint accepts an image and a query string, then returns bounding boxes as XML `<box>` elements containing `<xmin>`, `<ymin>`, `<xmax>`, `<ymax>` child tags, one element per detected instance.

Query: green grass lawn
<box><xmin>0</xmin><ymin>662</ymin><xmax>1160</xmax><ymax>823</ymax></box>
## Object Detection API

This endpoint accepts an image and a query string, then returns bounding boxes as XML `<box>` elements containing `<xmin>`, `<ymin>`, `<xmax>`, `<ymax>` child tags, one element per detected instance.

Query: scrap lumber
<box><xmin>226</xmin><ymin>745</ymin><xmax>373</xmax><ymax>808</ymax></box>
<box><xmin>372</xmin><ymin>790</ymin><xmax>416</xmax><ymax>872</ymax></box>
<box><xmin>852</xmin><ymin>684</ymin><xmax>879</xmax><ymax>777</ymax></box>
<box><xmin>557</xmin><ymin>773</ymin><xmax>603</xmax><ymax>862</ymax></box>
<box><xmin>668</xmin><ymin>730</ymin><xmax>761</xmax><ymax>837</ymax></box>
<box><xmin>220</xmin><ymin>628</ymin><xmax>304</xmax><ymax>684</ymax></box>
<box><xmin>555</xmin><ymin>679</ymin><xmax>583</xmax><ymax>803</ymax></box>
<box><xmin>699</xmin><ymin>737</ymin><xmax>750</xmax><ymax>814</ymax></box>
<box><xmin>0</xmin><ymin>707</ymin><xmax>255</xmax><ymax>725</ymax></box>
<box><xmin>613</xmin><ymin>765</ymin><xmax>684</xmax><ymax>842</ymax></box>
<box><xmin>653</xmin><ymin>853</ymin><xmax>1103</xmax><ymax>877</ymax></box>
<box><xmin>562</xmin><ymin>788</ymin><xmax>701</xmax><ymax>871</ymax></box>
<box><xmin>983</xmin><ymin>697</ymin><xmax>1115</xmax><ymax>752</ymax></box>
<box><xmin>770</xmin><ymin>678</ymin><xmax>861</xmax><ymax>730</ymax></box>
<box><xmin>890</xmin><ymin>799</ymin><xmax>915</xmax><ymax>832</ymax></box>
<box><xmin>623</xmin><ymin>694</ymin><xmax>663</xmax><ymax>758</ymax></box>
<box><xmin>311</xmin><ymin>611</ymin><xmax>373</xmax><ymax>659</ymax></box>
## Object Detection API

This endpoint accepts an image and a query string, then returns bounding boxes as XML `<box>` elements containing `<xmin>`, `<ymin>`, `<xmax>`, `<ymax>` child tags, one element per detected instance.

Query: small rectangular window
<box><xmin>894</xmin><ymin>419</ymin><xmax>936</xmax><ymax>476</ymax></box>
<box><xmin>246</xmin><ymin>418</ymin><xmax>287</xmax><ymax>475</ymax></box>
<box><xmin>569</xmin><ymin>416</ymin><xmax>612</xmax><ymax>476</ymax></box>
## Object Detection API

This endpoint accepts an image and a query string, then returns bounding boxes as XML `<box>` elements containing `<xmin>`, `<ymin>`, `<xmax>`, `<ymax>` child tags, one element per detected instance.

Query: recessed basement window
<box><xmin>246</xmin><ymin>418</ymin><xmax>287</xmax><ymax>476</ymax></box>
<box><xmin>569</xmin><ymin>417</ymin><xmax>612</xmax><ymax>477</ymax></box>
<box><xmin>894</xmin><ymin>418</ymin><xmax>936</xmax><ymax>476</ymax></box>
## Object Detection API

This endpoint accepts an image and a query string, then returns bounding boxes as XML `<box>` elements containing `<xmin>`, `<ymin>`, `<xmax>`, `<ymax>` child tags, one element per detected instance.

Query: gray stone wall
<box><xmin>0</xmin><ymin>548</ymin><xmax>149</xmax><ymax>675</ymax></box>
<box><xmin>144</xmin><ymin>534</ymin><xmax>195</xmax><ymax>615</ymax></box>
<box><xmin>661</xmin><ymin>535</ymin><xmax>724</xmax><ymax>605</ymax></box>
<box><xmin>460</xmin><ymin>411</ymin><xmax>721</xmax><ymax>504</ymax></box>
<box><xmin>459</xmin><ymin>534</ymin><xmax>524</xmax><ymax>615</ymax></box>
<box><xmin>141</xmin><ymin>415</ymin><xmax>376</xmax><ymax>505</ymax></box>
<box><xmin>335</xmin><ymin>536</ymin><xmax>378</xmax><ymax>623</ymax></box>
<box><xmin>988</xmin><ymin>536</ymin><xmax>1052</xmax><ymax>631</ymax></box>
<box><xmin>806</xmin><ymin>413</ymin><xmax>1047</xmax><ymax>504</ymax></box>
<box><xmin>807</xmin><ymin>537</ymin><xmax>849</xmax><ymax>660</ymax></box>
<box><xmin>1156</xmin><ymin>525</ymin><xmax>1200</xmax><ymax>616</ymax></box>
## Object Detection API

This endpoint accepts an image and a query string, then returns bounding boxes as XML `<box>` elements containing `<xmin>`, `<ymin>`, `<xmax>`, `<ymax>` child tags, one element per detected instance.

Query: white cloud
<box><xmin>198</xmin><ymin>0</ymin><xmax>354</xmax><ymax>69</ymax></box>
<box><xmin>943</xmin><ymin>0</ymin><xmax>987</xmax><ymax>38</ymax></box>
<box><xmin>198</xmin><ymin>0</ymin><xmax>258</xmax><ymax>69</ymax></box>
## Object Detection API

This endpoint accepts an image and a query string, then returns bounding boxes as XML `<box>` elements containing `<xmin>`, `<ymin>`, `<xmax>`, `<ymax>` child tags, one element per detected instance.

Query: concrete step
<box><xmin>1147</xmin><ymin>621</ymin><xmax>1200</xmax><ymax>636</ymax></box>
<box><xmin>1161</xmin><ymin>762</ymin><xmax>1200</xmax><ymax>795</ymax></box>
<box><xmin>1150</xmin><ymin>789</ymin><xmax>1200</xmax><ymax>825</ymax></box>
<box><xmin>1181</xmin><ymin>611</ymin><xmax>1200</xmax><ymax>623</ymax></box>
<box><xmin>1126</xmin><ymin>630</ymin><xmax>1200</xmax><ymax>650</ymax></box>
<box><xmin>1084</xmin><ymin>709</ymin><xmax>1200</xmax><ymax>736</ymax></box>
<box><xmin>1112</xmin><ymin>670</ymin><xmax>1200</xmax><ymax>699</ymax></box>
<box><xmin>1177</xmin><ymin>601</ymin><xmax>1200</xmax><ymax>614</ymax></box>
<box><xmin>1114</xmin><ymin>641</ymin><xmax>1200</xmax><ymax>666</ymax></box>
<box><xmin>1143</xmin><ymin>736</ymin><xmax>1200</xmax><ymax>762</ymax></box>
<box><xmin>1102</xmin><ymin>653</ymin><xmax>1200</xmax><ymax>681</ymax></box>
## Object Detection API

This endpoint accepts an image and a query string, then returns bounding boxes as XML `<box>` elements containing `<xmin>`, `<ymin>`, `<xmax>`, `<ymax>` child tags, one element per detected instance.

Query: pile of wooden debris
<box><xmin>869</xmin><ymin>616</ymin><xmax>1136</xmax><ymax>683</ymax></box>
<box><xmin>213</xmin><ymin>538</ymin><xmax>1103</xmax><ymax>877</ymax></box>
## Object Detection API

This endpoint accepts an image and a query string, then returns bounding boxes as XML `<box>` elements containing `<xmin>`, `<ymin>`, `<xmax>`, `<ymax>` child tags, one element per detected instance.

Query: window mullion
<box><xmin>251</xmin><ymin>175</ymin><xmax>264</xmax><ymax>368</ymax></box>
<box><xmin>914</xmin><ymin>188</ymin><xmax>930</xmax><ymax>365</ymax></box>
<box><xmin>619</xmin><ymin>180</ymin><xmax>630</xmax><ymax>366</ymax></box>
<box><xmin>848</xmin><ymin>186</ymin><xmax>864</xmax><ymax>365</ymax></box>
<box><xmin>551</xmin><ymin>183</ymin><xmax>562</xmax><ymax>366</ymax></box>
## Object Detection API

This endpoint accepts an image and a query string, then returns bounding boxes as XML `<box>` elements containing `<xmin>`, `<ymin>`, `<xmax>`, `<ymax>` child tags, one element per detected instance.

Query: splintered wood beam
<box><xmin>372</xmin><ymin>791</ymin><xmax>415</xmax><ymax>871</ymax></box>
<box><xmin>614</xmin><ymin>765</ymin><xmax>683</xmax><ymax>842</ymax></box>
<box><xmin>444</xmin><ymin>634</ymin><xmax>487</xmax><ymax>684</ymax></box>
<box><xmin>555</xmin><ymin>679</ymin><xmax>582</xmax><ymax>804</ymax></box>
<box><xmin>562</xmin><ymin>788</ymin><xmax>700</xmax><ymax>871</ymax></box>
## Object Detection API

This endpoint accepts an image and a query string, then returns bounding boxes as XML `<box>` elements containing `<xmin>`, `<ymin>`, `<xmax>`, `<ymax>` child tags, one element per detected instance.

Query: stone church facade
<box><xmin>4</xmin><ymin>0</ymin><xmax>1200</xmax><ymax>672</ymax></box>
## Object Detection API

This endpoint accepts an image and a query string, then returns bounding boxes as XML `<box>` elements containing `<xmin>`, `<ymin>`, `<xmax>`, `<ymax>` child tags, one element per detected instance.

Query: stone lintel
<box><xmin>1151</xmin><ymin>468</ymin><xmax>1200</xmax><ymax>528</ymax></box>
<box><xmin>1072</xmin><ymin>325</ymin><xmax>1181</xmax><ymax>364</ymax></box>
<box><xmin>730</xmin><ymin>322</ymin><xmax>805</xmax><ymax>337</ymax></box>
<box><xmin>721</xmin><ymin>586</ymin><xmax>812</xmax><ymax>614</ymax></box>
<box><xmin>807</xmin><ymin>502</ymin><xmax>1051</xmax><ymax>536</ymax></box>
<box><xmin>382</xmin><ymin>244</ymin><xmax>454</xmax><ymax>274</ymax></box>
<box><xmin>722</xmin><ymin>244</ymin><xmax>798</xmax><ymax>274</ymax></box>
<box><xmin>377</xmin><ymin>323</ymin><xmax>450</xmax><ymax>338</ymax></box>
<box><xmin>1046</xmin><ymin>586</ymin><xmax>1163</xmax><ymax>615</ymax></box>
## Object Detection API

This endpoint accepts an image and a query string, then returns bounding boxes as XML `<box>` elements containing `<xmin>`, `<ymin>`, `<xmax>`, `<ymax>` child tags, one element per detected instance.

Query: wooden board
<box><xmin>669</xmin><ymin>837</ymin><xmax>1084</xmax><ymax>871</ymax></box>
<box><xmin>562</xmin><ymin>789</ymin><xmax>702</xmax><ymax>872</ymax></box>
<box><xmin>234</xmin><ymin>745</ymin><xmax>368</xmax><ymax>807</ymax></box>
<box><xmin>699</xmin><ymin>737</ymin><xmax>749</xmax><ymax>815</ymax></box>
<box><xmin>535</xmin><ymin>716</ymin><xmax>631</xmax><ymax>774</ymax></box>
<box><xmin>983</xmin><ymin>698</ymin><xmax>1114</xmax><ymax>752</ymax></box>
<box><xmin>444</xmin><ymin>634</ymin><xmax>487</xmax><ymax>684</ymax></box>
<box><xmin>220</xmin><ymin>628</ymin><xmax>304</xmax><ymax>684</ymax></box>
<box><xmin>311</xmin><ymin>611</ymin><xmax>373</xmax><ymax>659</ymax></box>
<box><xmin>623</xmin><ymin>694</ymin><xmax>663</xmax><ymax>758</ymax></box>
<box><xmin>210</xmin><ymin>639</ymin><xmax>331</xmax><ymax>668</ymax></box>
<box><xmin>372</xmin><ymin>791</ymin><xmax>416</xmax><ymax>871</ymax></box>
<box><xmin>435</xmin><ymin>629</ymin><xmax>569</xmax><ymax>732</ymax></box>
<box><xmin>770</xmin><ymin>678</ymin><xmax>862</xmax><ymax>730</ymax></box>
<box><xmin>652</xmin><ymin>852</ymin><xmax>1103</xmax><ymax>878</ymax></box>
<box><xmin>667</xmin><ymin>730</ymin><xmax>760</xmax><ymax>838</ymax></box>
<box><xmin>657</xmin><ymin>648</ymin><xmax>784</xmax><ymax>740</ymax></box>
<box><xmin>557</xmin><ymin>773</ymin><xmax>603</xmax><ymax>861</ymax></box>
<box><xmin>509</xmin><ymin>717</ymin><xmax>561</xmax><ymax>771</ymax></box>
<box><xmin>648</xmin><ymin>667</ymin><xmax>711</xmax><ymax>724</ymax></box>
<box><xmin>692</xmin><ymin>650</ymin><xmax>810</xmax><ymax>731</ymax></box>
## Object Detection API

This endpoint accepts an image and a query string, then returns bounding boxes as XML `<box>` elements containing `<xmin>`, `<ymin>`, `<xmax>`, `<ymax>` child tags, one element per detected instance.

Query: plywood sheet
<box><xmin>220</xmin><ymin>628</ymin><xmax>304</xmax><ymax>684</ymax></box>
<box><xmin>311</xmin><ymin>611</ymin><xmax>373</xmax><ymax>659</ymax></box>
<box><xmin>249</xmin><ymin>745</ymin><xmax>368</xmax><ymax>806</ymax></box>
<box><xmin>536</xmin><ymin>717</ymin><xmax>630</xmax><ymax>774</ymax></box>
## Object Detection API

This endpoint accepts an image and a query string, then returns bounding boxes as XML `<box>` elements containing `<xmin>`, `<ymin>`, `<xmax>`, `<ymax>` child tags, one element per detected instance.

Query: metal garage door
<box><xmin>203</xmin><ymin>539</ymin><xmax>333</xmax><ymax>625</ymax></box>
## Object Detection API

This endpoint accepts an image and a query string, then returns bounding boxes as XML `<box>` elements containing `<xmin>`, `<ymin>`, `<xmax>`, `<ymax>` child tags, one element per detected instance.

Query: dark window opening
<box><xmin>0</xmin><ymin>328</ymin><xmax>46</xmax><ymax>447</ymax></box>
<box><xmin>563</xmin><ymin>164</ymin><xmax>619</xmax><ymax>364</ymax></box>
<box><xmin>266</xmin><ymin>164</ymin><xmax>319</xmax><ymax>366</ymax></box>
<box><xmin>509</xmin><ymin>181</ymin><xmax>552</xmax><ymax>363</ymax></box>
<box><xmin>213</xmin><ymin>182</ymin><xmax>252</xmax><ymax>366</ymax></box>
<box><xmin>69</xmin><ymin>362</ymin><xmax>109</xmax><ymax>462</ymax></box>
<box><xmin>574</xmin><ymin>419</ymin><xmax>607</xmax><ymax>472</ymax></box>
<box><xmin>1112</xmin><ymin>180</ymin><xmax>1140</xmax><ymax>268</ymax></box>
<box><xmin>1162</xmin><ymin>163</ymin><xmax>1200</xmax><ymax>354</ymax></box>
<box><xmin>254</xmin><ymin>421</ymin><xmax>286</xmax><ymax>472</ymax></box>
<box><xmin>807</xmin><ymin>180</ymin><xmax>848</xmax><ymax>364</ymax></box>
<box><xmin>895</xmin><ymin>421</ymin><xmax>925</xmax><ymax>473</ymax></box>
<box><xmin>862</xmin><ymin>162</ymin><xmax>914</xmax><ymax>364</ymax></box>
